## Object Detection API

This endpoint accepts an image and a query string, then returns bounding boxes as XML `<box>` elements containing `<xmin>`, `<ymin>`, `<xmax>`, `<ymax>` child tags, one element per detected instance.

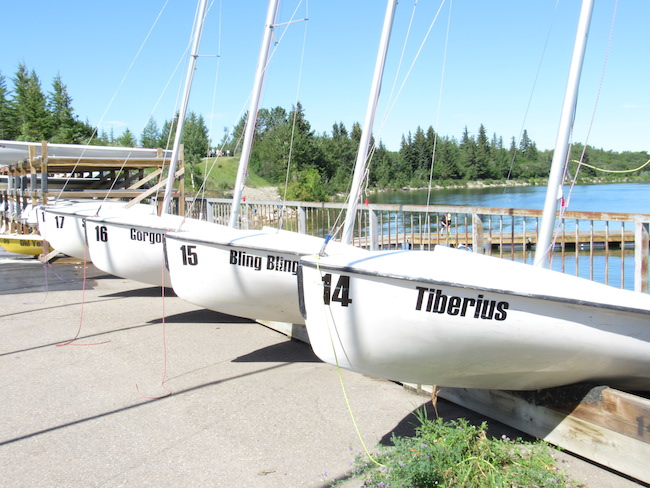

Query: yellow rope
<box><xmin>315</xmin><ymin>255</ymin><xmax>386</xmax><ymax>468</ymax></box>
<box><xmin>570</xmin><ymin>158</ymin><xmax>650</xmax><ymax>174</ymax></box>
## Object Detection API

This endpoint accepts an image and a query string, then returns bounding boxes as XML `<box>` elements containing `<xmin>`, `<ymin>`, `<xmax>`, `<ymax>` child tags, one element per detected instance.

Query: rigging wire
<box><xmin>280</xmin><ymin>0</ymin><xmax>310</xmax><ymax>229</ymax></box>
<box><xmin>202</xmin><ymin>0</ymin><xmax>224</xmax><ymax>209</ymax></box>
<box><xmin>425</xmin><ymin>0</ymin><xmax>452</xmax><ymax>212</ymax></box>
<box><xmin>325</xmin><ymin>0</ymin><xmax>448</xmax><ymax>243</ymax></box>
<box><xmin>503</xmin><ymin>0</ymin><xmax>562</xmax><ymax>186</ymax></box>
<box><xmin>184</xmin><ymin>0</ymin><xmax>308</xmax><ymax>225</ymax></box>
<box><xmin>54</xmin><ymin>0</ymin><xmax>172</xmax><ymax>202</ymax></box>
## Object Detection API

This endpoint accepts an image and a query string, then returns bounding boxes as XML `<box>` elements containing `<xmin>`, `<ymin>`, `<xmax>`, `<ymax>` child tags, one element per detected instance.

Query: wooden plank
<box><xmin>127</xmin><ymin>168</ymin><xmax>163</xmax><ymax>190</ymax></box>
<box><xmin>435</xmin><ymin>386</ymin><xmax>650</xmax><ymax>484</ymax></box>
<box><xmin>124</xmin><ymin>167</ymin><xmax>185</xmax><ymax>208</ymax></box>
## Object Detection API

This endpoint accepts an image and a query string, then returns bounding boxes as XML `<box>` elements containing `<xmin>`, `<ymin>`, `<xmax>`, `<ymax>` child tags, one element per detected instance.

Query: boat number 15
<box><xmin>321</xmin><ymin>273</ymin><xmax>352</xmax><ymax>307</ymax></box>
<box><xmin>180</xmin><ymin>245</ymin><xmax>198</xmax><ymax>266</ymax></box>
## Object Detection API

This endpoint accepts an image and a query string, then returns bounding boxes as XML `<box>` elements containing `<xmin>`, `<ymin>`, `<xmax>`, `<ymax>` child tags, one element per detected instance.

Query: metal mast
<box><xmin>229</xmin><ymin>0</ymin><xmax>280</xmax><ymax>228</ymax></box>
<box><xmin>534</xmin><ymin>0</ymin><xmax>595</xmax><ymax>267</ymax></box>
<box><xmin>341</xmin><ymin>0</ymin><xmax>397</xmax><ymax>245</ymax></box>
<box><xmin>161</xmin><ymin>0</ymin><xmax>209</xmax><ymax>215</ymax></box>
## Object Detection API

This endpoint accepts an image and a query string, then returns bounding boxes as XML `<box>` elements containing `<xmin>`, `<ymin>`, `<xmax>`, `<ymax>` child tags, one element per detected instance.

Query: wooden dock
<box><xmin>356</xmin><ymin>229</ymin><xmax>638</xmax><ymax>251</ymax></box>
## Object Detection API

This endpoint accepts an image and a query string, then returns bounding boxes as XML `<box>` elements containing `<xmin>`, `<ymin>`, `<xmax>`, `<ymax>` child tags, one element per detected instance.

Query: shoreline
<box><xmin>368</xmin><ymin>175</ymin><xmax>648</xmax><ymax>195</ymax></box>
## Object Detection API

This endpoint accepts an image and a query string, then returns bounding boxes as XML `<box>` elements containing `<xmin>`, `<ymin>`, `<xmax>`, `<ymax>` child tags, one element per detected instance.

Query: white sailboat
<box><xmin>84</xmin><ymin>0</ymin><xmax>230</xmax><ymax>286</ymax></box>
<box><xmin>164</xmin><ymin>0</ymin><xmax>374</xmax><ymax>324</ymax></box>
<box><xmin>298</xmin><ymin>0</ymin><xmax>650</xmax><ymax>391</ymax></box>
<box><xmin>38</xmin><ymin>200</ymin><xmax>156</xmax><ymax>260</ymax></box>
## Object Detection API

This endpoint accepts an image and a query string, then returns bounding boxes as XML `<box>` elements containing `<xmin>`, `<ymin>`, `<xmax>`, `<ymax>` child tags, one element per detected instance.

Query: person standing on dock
<box><xmin>439</xmin><ymin>213</ymin><xmax>451</xmax><ymax>235</ymax></box>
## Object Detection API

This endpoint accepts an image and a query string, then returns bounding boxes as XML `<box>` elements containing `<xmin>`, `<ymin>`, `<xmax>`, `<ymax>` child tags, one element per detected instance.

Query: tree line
<box><xmin>0</xmin><ymin>64</ymin><xmax>210</xmax><ymax>165</ymax></box>
<box><xmin>2</xmin><ymin>65</ymin><xmax>648</xmax><ymax>201</ymax></box>
<box><xmin>220</xmin><ymin>103</ymin><xmax>649</xmax><ymax>200</ymax></box>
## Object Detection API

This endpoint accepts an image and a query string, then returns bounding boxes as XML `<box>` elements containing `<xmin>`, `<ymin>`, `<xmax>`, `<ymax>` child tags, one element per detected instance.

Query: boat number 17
<box><xmin>322</xmin><ymin>273</ymin><xmax>352</xmax><ymax>307</ymax></box>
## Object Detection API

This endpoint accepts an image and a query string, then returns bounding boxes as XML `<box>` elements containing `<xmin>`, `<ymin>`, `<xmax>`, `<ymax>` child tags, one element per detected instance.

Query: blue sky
<box><xmin>1</xmin><ymin>0</ymin><xmax>648</xmax><ymax>153</ymax></box>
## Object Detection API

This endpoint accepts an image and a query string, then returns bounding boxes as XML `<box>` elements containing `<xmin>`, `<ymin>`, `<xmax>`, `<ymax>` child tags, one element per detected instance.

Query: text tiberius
<box><xmin>415</xmin><ymin>287</ymin><xmax>508</xmax><ymax>321</ymax></box>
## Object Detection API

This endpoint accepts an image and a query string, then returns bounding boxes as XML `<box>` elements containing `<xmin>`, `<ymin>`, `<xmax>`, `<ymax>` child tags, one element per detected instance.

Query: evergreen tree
<box><xmin>459</xmin><ymin>126</ymin><xmax>481</xmax><ymax>180</ymax></box>
<box><xmin>256</xmin><ymin>106</ymin><xmax>288</xmax><ymax>137</ymax></box>
<box><xmin>140</xmin><ymin>117</ymin><xmax>161</xmax><ymax>148</ymax></box>
<box><xmin>160</xmin><ymin>119</ymin><xmax>173</xmax><ymax>149</ymax></box>
<box><xmin>251</xmin><ymin>103</ymin><xmax>323</xmax><ymax>184</ymax></box>
<box><xmin>13</xmin><ymin>64</ymin><xmax>51</xmax><ymax>141</ymax></box>
<box><xmin>48</xmin><ymin>74</ymin><xmax>80</xmax><ymax>143</ymax></box>
<box><xmin>182</xmin><ymin>112</ymin><xmax>210</xmax><ymax>162</ymax></box>
<box><xmin>116</xmin><ymin>128</ymin><xmax>137</xmax><ymax>147</ymax></box>
<box><xmin>0</xmin><ymin>72</ymin><xmax>17</xmax><ymax>140</ymax></box>
<box><xmin>317</xmin><ymin>122</ymin><xmax>350</xmax><ymax>191</ymax></box>
<box><xmin>434</xmin><ymin>138</ymin><xmax>462</xmax><ymax>180</ymax></box>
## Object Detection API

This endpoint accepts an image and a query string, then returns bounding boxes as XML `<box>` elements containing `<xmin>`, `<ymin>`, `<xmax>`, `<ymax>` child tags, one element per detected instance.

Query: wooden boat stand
<box><xmin>0</xmin><ymin>141</ymin><xmax>185</xmax><ymax>260</ymax></box>
<box><xmin>417</xmin><ymin>384</ymin><xmax>650</xmax><ymax>484</ymax></box>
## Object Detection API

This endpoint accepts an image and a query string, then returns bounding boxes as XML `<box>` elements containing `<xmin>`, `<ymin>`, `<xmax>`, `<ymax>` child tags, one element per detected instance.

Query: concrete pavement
<box><xmin>0</xmin><ymin>252</ymin><xmax>645</xmax><ymax>487</ymax></box>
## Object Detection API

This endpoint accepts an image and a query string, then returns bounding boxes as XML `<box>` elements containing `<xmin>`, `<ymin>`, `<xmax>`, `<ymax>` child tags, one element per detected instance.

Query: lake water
<box><xmin>367</xmin><ymin>183</ymin><xmax>649</xmax><ymax>291</ymax></box>
<box><xmin>368</xmin><ymin>182</ymin><xmax>650</xmax><ymax>214</ymax></box>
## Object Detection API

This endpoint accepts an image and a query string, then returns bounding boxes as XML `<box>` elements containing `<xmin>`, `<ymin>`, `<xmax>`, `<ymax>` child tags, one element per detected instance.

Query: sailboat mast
<box><xmin>534</xmin><ymin>0</ymin><xmax>595</xmax><ymax>267</ymax></box>
<box><xmin>161</xmin><ymin>0</ymin><xmax>209</xmax><ymax>216</ymax></box>
<box><xmin>340</xmin><ymin>0</ymin><xmax>397</xmax><ymax>245</ymax></box>
<box><xmin>229</xmin><ymin>0</ymin><xmax>280</xmax><ymax>228</ymax></box>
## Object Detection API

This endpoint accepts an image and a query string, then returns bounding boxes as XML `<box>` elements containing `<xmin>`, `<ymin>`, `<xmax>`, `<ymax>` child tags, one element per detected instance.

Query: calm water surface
<box><xmin>367</xmin><ymin>183</ymin><xmax>649</xmax><ymax>290</ymax></box>
<box><xmin>368</xmin><ymin>183</ymin><xmax>650</xmax><ymax>214</ymax></box>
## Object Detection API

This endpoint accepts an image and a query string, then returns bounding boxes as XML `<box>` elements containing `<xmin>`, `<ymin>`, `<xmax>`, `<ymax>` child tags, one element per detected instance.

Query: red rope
<box><xmin>135</xmin><ymin>246</ymin><xmax>172</xmax><ymax>399</ymax></box>
<box><xmin>57</xmin><ymin>239</ymin><xmax>110</xmax><ymax>347</ymax></box>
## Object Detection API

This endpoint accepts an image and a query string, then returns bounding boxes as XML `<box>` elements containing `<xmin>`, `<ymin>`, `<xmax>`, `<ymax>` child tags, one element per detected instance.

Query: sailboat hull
<box><xmin>165</xmin><ymin>230</ymin><xmax>362</xmax><ymax>324</ymax></box>
<box><xmin>37</xmin><ymin>202</ymin><xmax>155</xmax><ymax>260</ymax></box>
<box><xmin>299</xmin><ymin>245</ymin><xmax>650</xmax><ymax>391</ymax></box>
<box><xmin>85</xmin><ymin>214</ymin><xmax>220</xmax><ymax>286</ymax></box>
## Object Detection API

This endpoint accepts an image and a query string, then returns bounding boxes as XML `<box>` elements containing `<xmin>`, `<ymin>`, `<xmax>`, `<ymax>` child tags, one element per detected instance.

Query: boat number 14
<box><xmin>321</xmin><ymin>273</ymin><xmax>352</xmax><ymax>307</ymax></box>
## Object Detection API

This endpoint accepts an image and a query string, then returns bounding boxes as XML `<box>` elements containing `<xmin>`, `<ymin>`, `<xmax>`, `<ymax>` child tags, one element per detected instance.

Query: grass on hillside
<box><xmin>186</xmin><ymin>157</ymin><xmax>272</xmax><ymax>196</ymax></box>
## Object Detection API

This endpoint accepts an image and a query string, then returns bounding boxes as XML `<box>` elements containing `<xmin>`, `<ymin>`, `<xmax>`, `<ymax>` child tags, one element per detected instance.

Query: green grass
<box><xmin>343</xmin><ymin>410</ymin><xmax>583</xmax><ymax>488</ymax></box>
<box><xmin>186</xmin><ymin>157</ymin><xmax>273</xmax><ymax>196</ymax></box>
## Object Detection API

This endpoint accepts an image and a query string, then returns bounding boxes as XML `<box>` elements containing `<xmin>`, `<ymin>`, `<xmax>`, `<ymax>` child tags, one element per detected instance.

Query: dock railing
<box><xmin>189</xmin><ymin>197</ymin><xmax>650</xmax><ymax>292</ymax></box>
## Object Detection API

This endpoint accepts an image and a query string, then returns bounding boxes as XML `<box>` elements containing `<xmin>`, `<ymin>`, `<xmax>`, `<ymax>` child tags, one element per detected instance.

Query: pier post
<box><xmin>634</xmin><ymin>221</ymin><xmax>649</xmax><ymax>293</ymax></box>
<box><xmin>472</xmin><ymin>214</ymin><xmax>484</xmax><ymax>254</ymax></box>
<box><xmin>369</xmin><ymin>208</ymin><xmax>379</xmax><ymax>250</ymax></box>
<box><xmin>297</xmin><ymin>206</ymin><xmax>306</xmax><ymax>234</ymax></box>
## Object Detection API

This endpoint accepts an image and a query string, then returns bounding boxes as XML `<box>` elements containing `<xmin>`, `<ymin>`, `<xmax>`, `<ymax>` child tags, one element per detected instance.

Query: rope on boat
<box><xmin>135</xmin><ymin>258</ymin><xmax>173</xmax><ymax>399</ymax></box>
<box><xmin>56</xmin><ymin>243</ymin><xmax>110</xmax><ymax>347</ymax></box>
<box><xmin>569</xmin><ymin>158</ymin><xmax>650</xmax><ymax>174</ymax></box>
<box><xmin>315</xmin><ymin>255</ymin><xmax>386</xmax><ymax>469</ymax></box>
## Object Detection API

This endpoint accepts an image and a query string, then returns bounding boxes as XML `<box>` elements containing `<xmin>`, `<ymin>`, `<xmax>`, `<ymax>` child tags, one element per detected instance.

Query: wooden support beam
<box><xmin>433</xmin><ymin>385</ymin><xmax>650</xmax><ymax>484</ymax></box>
<box><xmin>124</xmin><ymin>167</ymin><xmax>185</xmax><ymax>209</ymax></box>
<box><xmin>127</xmin><ymin>168</ymin><xmax>163</xmax><ymax>190</ymax></box>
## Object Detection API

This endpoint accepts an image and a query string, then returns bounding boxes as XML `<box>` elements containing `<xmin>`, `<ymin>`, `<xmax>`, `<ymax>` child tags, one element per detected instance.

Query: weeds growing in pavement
<box><xmin>344</xmin><ymin>408</ymin><xmax>584</xmax><ymax>487</ymax></box>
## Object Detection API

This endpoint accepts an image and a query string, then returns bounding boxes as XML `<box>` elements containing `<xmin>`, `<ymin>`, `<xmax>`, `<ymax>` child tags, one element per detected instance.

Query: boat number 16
<box><xmin>321</xmin><ymin>273</ymin><xmax>352</xmax><ymax>307</ymax></box>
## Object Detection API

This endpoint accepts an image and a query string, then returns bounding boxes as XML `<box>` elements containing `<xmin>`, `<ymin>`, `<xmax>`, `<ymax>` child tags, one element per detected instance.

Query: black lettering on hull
<box><xmin>415</xmin><ymin>286</ymin><xmax>508</xmax><ymax>321</ymax></box>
